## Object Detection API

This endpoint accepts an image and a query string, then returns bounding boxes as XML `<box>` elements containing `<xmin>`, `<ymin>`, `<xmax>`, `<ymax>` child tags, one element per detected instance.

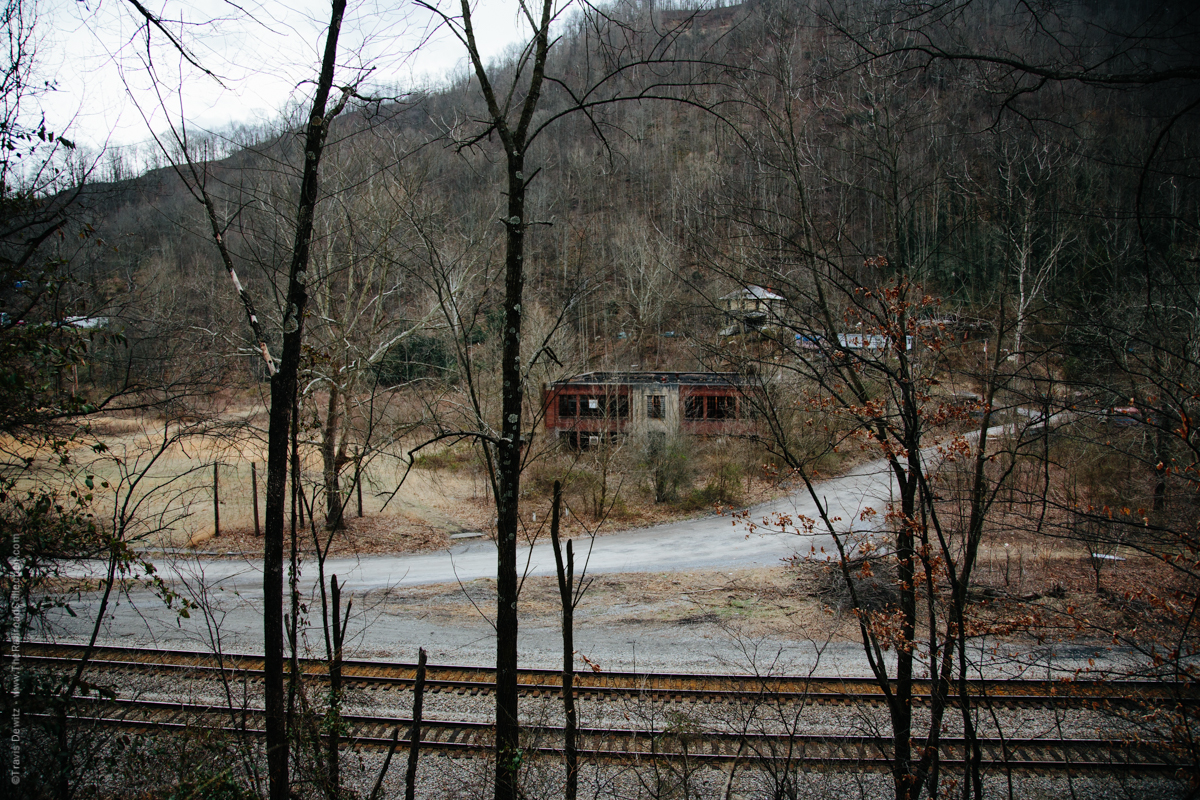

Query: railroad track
<box><xmin>30</xmin><ymin>696</ymin><xmax>1185</xmax><ymax>774</ymax></box>
<box><xmin>10</xmin><ymin>642</ymin><xmax>1196</xmax><ymax>710</ymax></box>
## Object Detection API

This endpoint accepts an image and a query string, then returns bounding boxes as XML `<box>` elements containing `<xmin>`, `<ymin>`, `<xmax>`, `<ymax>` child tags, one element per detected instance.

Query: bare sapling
<box><xmin>549</xmin><ymin>480</ymin><xmax>578</xmax><ymax>800</ymax></box>
<box><xmin>405</xmin><ymin>647</ymin><xmax>427</xmax><ymax>800</ymax></box>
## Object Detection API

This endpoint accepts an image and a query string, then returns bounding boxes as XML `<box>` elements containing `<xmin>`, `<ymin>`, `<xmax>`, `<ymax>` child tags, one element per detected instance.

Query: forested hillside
<box><xmin>56</xmin><ymin>0</ymin><xmax>1198</xmax><ymax>386</ymax></box>
<box><xmin>2</xmin><ymin>1</ymin><xmax>1198</xmax><ymax>798</ymax></box>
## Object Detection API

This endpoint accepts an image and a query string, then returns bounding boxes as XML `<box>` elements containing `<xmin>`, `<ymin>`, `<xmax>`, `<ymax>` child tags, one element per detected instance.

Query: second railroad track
<box><xmin>11</xmin><ymin>642</ymin><xmax>1197</xmax><ymax>710</ymax></box>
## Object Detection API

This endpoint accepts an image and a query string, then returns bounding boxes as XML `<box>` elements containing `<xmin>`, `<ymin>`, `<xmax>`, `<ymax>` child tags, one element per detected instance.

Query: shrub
<box><xmin>375</xmin><ymin>334</ymin><xmax>455</xmax><ymax>385</ymax></box>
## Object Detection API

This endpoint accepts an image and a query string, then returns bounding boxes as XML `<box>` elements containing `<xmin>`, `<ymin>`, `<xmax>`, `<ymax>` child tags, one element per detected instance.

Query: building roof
<box><xmin>720</xmin><ymin>285</ymin><xmax>783</xmax><ymax>302</ymax></box>
<box><xmin>550</xmin><ymin>371</ymin><xmax>746</xmax><ymax>387</ymax></box>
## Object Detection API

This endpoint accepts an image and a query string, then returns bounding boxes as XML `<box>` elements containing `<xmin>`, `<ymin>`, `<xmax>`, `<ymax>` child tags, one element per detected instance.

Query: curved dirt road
<box><xmin>48</xmin><ymin>455</ymin><xmax>900</xmax><ymax>663</ymax></box>
<box><xmin>105</xmin><ymin>455</ymin><xmax>896</xmax><ymax>598</ymax></box>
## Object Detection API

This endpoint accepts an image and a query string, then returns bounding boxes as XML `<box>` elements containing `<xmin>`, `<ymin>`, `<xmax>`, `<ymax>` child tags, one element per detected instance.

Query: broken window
<box><xmin>579</xmin><ymin>396</ymin><xmax>604</xmax><ymax>417</ymax></box>
<box><xmin>707</xmin><ymin>395</ymin><xmax>736</xmax><ymax>419</ymax></box>
<box><xmin>647</xmin><ymin>395</ymin><xmax>664</xmax><ymax>419</ymax></box>
<box><xmin>614</xmin><ymin>395</ymin><xmax>629</xmax><ymax>418</ymax></box>
<box><xmin>558</xmin><ymin>394</ymin><xmax>578</xmax><ymax>417</ymax></box>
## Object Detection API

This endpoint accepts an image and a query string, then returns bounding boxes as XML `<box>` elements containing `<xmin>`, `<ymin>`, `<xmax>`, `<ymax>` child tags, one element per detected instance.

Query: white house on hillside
<box><xmin>719</xmin><ymin>285</ymin><xmax>784</xmax><ymax>336</ymax></box>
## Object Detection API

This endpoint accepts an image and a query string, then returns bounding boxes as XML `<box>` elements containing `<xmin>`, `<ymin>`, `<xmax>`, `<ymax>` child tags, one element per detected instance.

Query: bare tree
<box><xmin>612</xmin><ymin>218</ymin><xmax>679</xmax><ymax>366</ymax></box>
<box><xmin>987</xmin><ymin>135</ymin><xmax>1074</xmax><ymax>366</ymax></box>
<box><xmin>427</xmin><ymin>7</ymin><xmax>556</xmax><ymax>794</ymax></box>
<box><xmin>304</xmin><ymin>147</ymin><xmax>434</xmax><ymax>530</ymax></box>
<box><xmin>255</xmin><ymin>10</ymin><xmax>353</xmax><ymax>794</ymax></box>
<box><xmin>414</xmin><ymin>3</ymin><xmax>732</xmax><ymax>796</ymax></box>
<box><xmin>680</xmin><ymin>6</ymin><xmax>1041</xmax><ymax>796</ymax></box>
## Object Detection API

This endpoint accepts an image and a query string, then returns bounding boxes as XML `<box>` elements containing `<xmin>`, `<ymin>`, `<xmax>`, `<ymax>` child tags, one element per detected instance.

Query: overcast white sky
<box><xmin>37</xmin><ymin>0</ymin><xmax>531</xmax><ymax>151</ymax></box>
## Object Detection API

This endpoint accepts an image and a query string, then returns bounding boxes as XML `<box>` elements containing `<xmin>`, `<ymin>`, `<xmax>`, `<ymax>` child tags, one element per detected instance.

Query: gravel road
<box><xmin>44</xmin><ymin>444</ymin><xmax>1145</xmax><ymax>681</ymax></box>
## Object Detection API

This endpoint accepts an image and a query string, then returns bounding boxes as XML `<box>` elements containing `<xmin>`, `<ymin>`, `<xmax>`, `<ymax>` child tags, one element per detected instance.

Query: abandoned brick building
<box><xmin>543</xmin><ymin>372</ymin><xmax>753</xmax><ymax>448</ymax></box>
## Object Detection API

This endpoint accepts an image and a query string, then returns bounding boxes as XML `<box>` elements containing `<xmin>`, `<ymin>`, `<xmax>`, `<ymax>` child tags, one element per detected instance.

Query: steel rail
<box><xmin>37</xmin><ymin>696</ymin><xmax>1185</xmax><ymax>774</ymax></box>
<box><xmin>9</xmin><ymin>642</ymin><xmax>1195</xmax><ymax>709</ymax></box>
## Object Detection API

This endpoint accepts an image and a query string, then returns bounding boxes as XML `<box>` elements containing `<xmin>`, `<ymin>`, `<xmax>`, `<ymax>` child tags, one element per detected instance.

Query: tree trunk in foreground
<box><xmin>263</xmin><ymin>4</ymin><xmax>347</xmax><ymax>799</ymax></box>
<box><xmin>549</xmin><ymin>482</ymin><xmax>578</xmax><ymax>800</ymax></box>
<box><xmin>453</xmin><ymin>2</ymin><xmax>554</xmax><ymax>797</ymax></box>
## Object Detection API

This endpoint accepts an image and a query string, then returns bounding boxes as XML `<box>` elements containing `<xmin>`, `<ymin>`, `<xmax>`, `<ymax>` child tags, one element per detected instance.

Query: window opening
<box><xmin>580</xmin><ymin>395</ymin><xmax>604</xmax><ymax>417</ymax></box>
<box><xmin>708</xmin><ymin>395</ymin><xmax>736</xmax><ymax>419</ymax></box>
<box><xmin>558</xmin><ymin>394</ymin><xmax>577</xmax><ymax>417</ymax></box>
<box><xmin>648</xmin><ymin>395</ymin><xmax>664</xmax><ymax>419</ymax></box>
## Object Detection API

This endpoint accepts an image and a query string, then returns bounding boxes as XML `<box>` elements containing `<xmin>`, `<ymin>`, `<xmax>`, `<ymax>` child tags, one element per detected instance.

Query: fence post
<box><xmin>355</xmin><ymin>451</ymin><xmax>363</xmax><ymax>518</ymax></box>
<box><xmin>252</xmin><ymin>461</ymin><xmax>261</xmax><ymax>537</ymax></box>
<box><xmin>213</xmin><ymin>463</ymin><xmax>220</xmax><ymax>538</ymax></box>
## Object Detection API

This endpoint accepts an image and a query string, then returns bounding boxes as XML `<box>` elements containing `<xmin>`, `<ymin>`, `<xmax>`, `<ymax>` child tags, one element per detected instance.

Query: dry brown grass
<box><xmin>372</xmin><ymin>565</ymin><xmax>856</xmax><ymax>644</ymax></box>
<box><xmin>20</xmin><ymin>406</ymin><xmax>1183</xmax><ymax>656</ymax></box>
<box><xmin>3</xmin><ymin>405</ymin><xmax>801</xmax><ymax>557</ymax></box>
<box><xmin>2</xmin><ymin>406</ymin><xmax>495</xmax><ymax>551</ymax></box>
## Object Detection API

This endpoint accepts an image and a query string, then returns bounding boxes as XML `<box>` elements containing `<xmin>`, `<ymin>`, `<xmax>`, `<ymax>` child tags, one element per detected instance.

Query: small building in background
<box><xmin>719</xmin><ymin>286</ymin><xmax>784</xmax><ymax>337</ymax></box>
<box><xmin>543</xmin><ymin>371</ymin><xmax>752</xmax><ymax>449</ymax></box>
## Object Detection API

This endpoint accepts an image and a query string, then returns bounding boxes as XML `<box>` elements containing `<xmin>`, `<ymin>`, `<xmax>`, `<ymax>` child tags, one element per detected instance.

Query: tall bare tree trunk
<box><xmin>263</xmin><ymin>5</ymin><xmax>347</xmax><ymax>799</ymax></box>
<box><xmin>493</xmin><ymin>141</ymin><xmax>527</xmax><ymax>800</ymax></box>
<box><xmin>452</xmin><ymin>3</ymin><xmax>553</xmax><ymax>797</ymax></box>
<box><xmin>322</xmin><ymin>381</ymin><xmax>344</xmax><ymax>530</ymax></box>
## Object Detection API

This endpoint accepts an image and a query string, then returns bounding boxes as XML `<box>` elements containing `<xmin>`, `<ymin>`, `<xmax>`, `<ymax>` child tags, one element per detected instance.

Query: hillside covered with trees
<box><xmin>2</xmin><ymin>0</ymin><xmax>1198</xmax><ymax>798</ymax></box>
